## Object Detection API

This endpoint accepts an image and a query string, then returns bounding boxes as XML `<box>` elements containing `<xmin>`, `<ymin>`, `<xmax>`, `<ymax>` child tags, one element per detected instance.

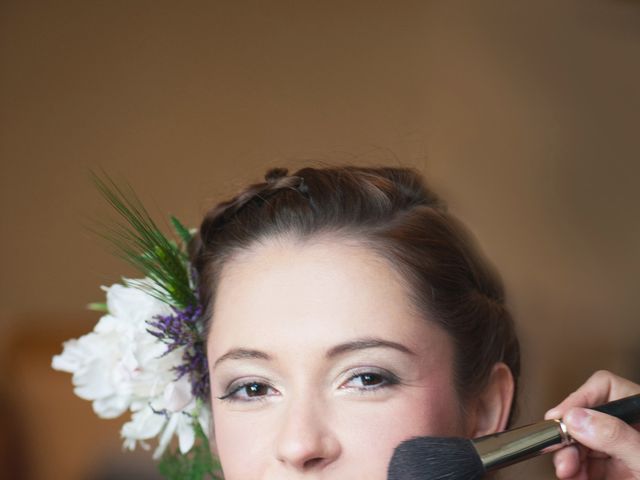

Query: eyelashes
<box><xmin>217</xmin><ymin>380</ymin><xmax>279</xmax><ymax>402</ymax></box>
<box><xmin>217</xmin><ymin>368</ymin><xmax>401</xmax><ymax>403</ymax></box>
<box><xmin>340</xmin><ymin>368</ymin><xmax>401</xmax><ymax>391</ymax></box>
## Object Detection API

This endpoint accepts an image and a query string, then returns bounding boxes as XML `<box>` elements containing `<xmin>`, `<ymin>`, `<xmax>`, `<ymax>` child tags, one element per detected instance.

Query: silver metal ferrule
<box><xmin>472</xmin><ymin>419</ymin><xmax>572</xmax><ymax>471</ymax></box>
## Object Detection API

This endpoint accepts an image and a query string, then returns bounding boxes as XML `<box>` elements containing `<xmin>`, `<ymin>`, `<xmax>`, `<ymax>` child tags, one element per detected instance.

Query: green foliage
<box><xmin>171</xmin><ymin>215</ymin><xmax>194</xmax><ymax>246</ymax></box>
<box><xmin>158</xmin><ymin>422</ymin><xmax>223</xmax><ymax>480</ymax></box>
<box><xmin>91</xmin><ymin>172</ymin><xmax>197</xmax><ymax>309</ymax></box>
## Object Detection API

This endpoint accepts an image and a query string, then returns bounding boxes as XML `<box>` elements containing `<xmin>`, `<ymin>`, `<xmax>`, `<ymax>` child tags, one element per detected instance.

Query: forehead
<box><xmin>208</xmin><ymin>236</ymin><xmax>448</xmax><ymax>359</ymax></box>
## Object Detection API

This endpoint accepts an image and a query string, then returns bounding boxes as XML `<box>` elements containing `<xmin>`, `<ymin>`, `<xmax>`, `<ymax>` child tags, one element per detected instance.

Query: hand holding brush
<box><xmin>388</xmin><ymin>370</ymin><xmax>640</xmax><ymax>480</ymax></box>
<box><xmin>543</xmin><ymin>370</ymin><xmax>640</xmax><ymax>479</ymax></box>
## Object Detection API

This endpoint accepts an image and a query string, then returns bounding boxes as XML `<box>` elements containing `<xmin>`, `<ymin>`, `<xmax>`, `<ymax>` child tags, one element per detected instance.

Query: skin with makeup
<box><xmin>207</xmin><ymin>238</ymin><xmax>512</xmax><ymax>479</ymax></box>
<box><xmin>190</xmin><ymin>166</ymin><xmax>639</xmax><ymax>480</ymax></box>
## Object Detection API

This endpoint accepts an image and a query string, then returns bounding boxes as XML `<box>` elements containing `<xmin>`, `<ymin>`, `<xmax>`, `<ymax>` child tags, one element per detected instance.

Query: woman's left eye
<box><xmin>217</xmin><ymin>381</ymin><xmax>279</xmax><ymax>402</ymax></box>
<box><xmin>341</xmin><ymin>370</ymin><xmax>399</xmax><ymax>391</ymax></box>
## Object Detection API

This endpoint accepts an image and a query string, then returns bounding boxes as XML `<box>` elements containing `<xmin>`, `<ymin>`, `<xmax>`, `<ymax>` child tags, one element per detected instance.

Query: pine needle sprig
<box><xmin>91</xmin><ymin>172</ymin><xmax>197</xmax><ymax>309</ymax></box>
<box><xmin>171</xmin><ymin>216</ymin><xmax>194</xmax><ymax>246</ymax></box>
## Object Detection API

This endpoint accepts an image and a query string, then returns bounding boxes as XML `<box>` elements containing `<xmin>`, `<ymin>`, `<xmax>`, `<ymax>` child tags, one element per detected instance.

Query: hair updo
<box><xmin>190</xmin><ymin>165</ymin><xmax>520</xmax><ymax>419</ymax></box>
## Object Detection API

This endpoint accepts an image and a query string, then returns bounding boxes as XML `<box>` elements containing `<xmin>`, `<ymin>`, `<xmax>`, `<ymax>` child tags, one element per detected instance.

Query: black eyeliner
<box><xmin>217</xmin><ymin>379</ymin><xmax>275</xmax><ymax>402</ymax></box>
<box><xmin>343</xmin><ymin>367</ymin><xmax>403</xmax><ymax>391</ymax></box>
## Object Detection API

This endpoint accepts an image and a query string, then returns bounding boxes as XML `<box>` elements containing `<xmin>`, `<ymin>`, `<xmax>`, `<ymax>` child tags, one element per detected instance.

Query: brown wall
<box><xmin>2</xmin><ymin>1</ymin><xmax>639</xmax><ymax>479</ymax></box>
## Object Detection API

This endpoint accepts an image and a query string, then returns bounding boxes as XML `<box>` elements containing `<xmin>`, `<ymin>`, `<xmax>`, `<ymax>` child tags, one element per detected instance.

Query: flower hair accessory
<box><xmin>52</xmin><ymin>175</ymin><xmax>221</xmax><ymax>479</ymax></box>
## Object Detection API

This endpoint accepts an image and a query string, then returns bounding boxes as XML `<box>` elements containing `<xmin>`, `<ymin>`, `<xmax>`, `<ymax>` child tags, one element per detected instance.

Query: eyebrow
<box><xmin>213</xmin><ymin>348</ymin><xmax>271</xmax><ymax>369</ymax></box>
<box><xmin>326</xmin><ymin>337</ymin><xmax>416</xmax><ymax>358</ymax></box>
<box><xmin>213</xmin><ymin>337</ymin><xmax>415</xmax><ymax>370</ymax></box>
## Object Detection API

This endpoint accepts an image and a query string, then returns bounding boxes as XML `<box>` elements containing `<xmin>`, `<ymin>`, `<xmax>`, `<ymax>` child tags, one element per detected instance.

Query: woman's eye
<box><xmin>241</xmin><ymin>382</ymin><xmax>271</xmax><ymax>397</ymax></box>
<box><xmin>341</xmin><ymin>370</ymin><xmax>399</xmax><ymax>391</ymax></box>
<box><xmin>218</xmin><ymin>381</ymin><xmax>278</xmax><ymax>402</ymax></box>
<box><xmin>352</xmin><ymin>373</ymin><xmax>385</xmax><ymax>387</ymax></box>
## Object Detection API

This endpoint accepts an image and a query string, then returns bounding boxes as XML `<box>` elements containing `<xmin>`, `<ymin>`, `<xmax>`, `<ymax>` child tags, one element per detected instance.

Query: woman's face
<box><xmin>207</xmin><ymin>237</ymin><xmax>467</xmax><ymax>480</ymax></box>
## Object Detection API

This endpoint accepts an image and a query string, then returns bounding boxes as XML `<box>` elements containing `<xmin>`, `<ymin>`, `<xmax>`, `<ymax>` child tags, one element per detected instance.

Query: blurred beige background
<box><xmin>1</xmin><ymin>1</ymin><xmax>639</xmax><ymax>479</ymax></box>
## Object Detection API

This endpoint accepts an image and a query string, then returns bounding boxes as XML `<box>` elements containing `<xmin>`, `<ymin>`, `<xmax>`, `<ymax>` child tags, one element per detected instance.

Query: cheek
<box><xmin>211</xmin><ymin>407</ymin><xmax>276</xmax><ymax>478</ymax></box>
<box><xmin>336</xmin><ymin>385</ymin><xmax>465</xmax><ymax>466</ymax></box>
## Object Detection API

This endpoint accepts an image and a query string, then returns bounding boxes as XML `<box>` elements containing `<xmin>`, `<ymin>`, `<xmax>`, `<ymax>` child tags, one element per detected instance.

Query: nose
<box><xmin>275</xmin><ymin>397</ymin><xmax>341</xmax><ymax>471</ymax></box>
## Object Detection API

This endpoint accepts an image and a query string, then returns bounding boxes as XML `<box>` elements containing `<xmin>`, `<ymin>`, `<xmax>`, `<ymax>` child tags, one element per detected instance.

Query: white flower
<box><xmin>52</xmin><ymin>279</ymin><xmax>210</xmax><ymax>456</ymax></box>
<box><xmin>121</xmin><ymin>376</ymin><xmax>211</xmax><ymax>459</ymax></box>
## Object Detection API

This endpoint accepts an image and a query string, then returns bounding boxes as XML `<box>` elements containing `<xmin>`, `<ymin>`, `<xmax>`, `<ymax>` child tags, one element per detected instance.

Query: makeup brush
<box><xmin>387</xmin><ymin>393</ymin><xmax>640</xmax><ymax>480</ymax></box>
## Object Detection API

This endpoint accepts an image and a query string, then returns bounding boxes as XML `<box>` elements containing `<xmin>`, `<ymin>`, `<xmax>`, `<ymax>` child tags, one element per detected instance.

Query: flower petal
<box><xmin>153</xmin><ymin>414</ymin><xmax>178</xmax><ymax>459</ymax></box>
<box><xmin>163</xmin><ymin>376</ymin><xmax>193</xmax><ymax>412</ymax></box>
<box><xmin>177</xmin><ymin>415</ymin><xmax>195</xmax><ymax>454</ymax></box>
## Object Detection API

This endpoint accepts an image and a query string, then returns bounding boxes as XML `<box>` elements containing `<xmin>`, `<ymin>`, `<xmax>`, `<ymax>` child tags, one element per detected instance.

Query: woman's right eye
<box><xmin>218</xmin><ymin>381</ymin><xmax>279</xmax><ymax>402</ymax></box>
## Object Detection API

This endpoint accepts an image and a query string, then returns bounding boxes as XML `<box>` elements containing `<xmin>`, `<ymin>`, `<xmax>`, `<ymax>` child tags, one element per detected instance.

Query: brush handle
<box><xmin>474</xmin><ymin>393</ymin><xmax>640</xmax><ymax>472</ymax></box>
<box><xmin>592</xmin><ymin>393</ymin><xmax>640</xmax><ymax>424</ymax></box>
<box><xmin>474</xmin><ymin>419</ymin><xmax>570</xmax><ymax>471</ymax></box>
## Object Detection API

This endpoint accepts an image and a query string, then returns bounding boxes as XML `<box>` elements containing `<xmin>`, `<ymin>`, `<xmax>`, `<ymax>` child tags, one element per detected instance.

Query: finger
<box><xmin>545</xmin><ymin>370</ymin><xmax>640</xmax><ymax>420</ymax></box>
<box><xmin>552</xmin><ymin>444</ymin><xmax>591</xmax><ymax>479</ymax></box>
<box><xmin>563</xmin><ymin>407</ymin><xmax>640</xmax><ymax>476</ymax></box>
<box><xmin>553</xmin><ymin>445</ymin><xmax>581</xmax><ymax>478</ymax></box>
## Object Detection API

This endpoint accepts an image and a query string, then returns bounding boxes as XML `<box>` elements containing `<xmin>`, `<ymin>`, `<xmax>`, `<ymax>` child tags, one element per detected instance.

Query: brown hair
<box><xmin>190</xmin><ymin>165</ymin><xmax>520</xmax><ymax>419</ymax></box>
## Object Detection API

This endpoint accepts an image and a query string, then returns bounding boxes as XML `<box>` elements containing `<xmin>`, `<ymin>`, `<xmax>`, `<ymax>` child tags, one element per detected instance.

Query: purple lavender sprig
<box><xmin>147</xmin><ymin>305</ymin><xmax>210</xmax><ymax>401</ymax></box>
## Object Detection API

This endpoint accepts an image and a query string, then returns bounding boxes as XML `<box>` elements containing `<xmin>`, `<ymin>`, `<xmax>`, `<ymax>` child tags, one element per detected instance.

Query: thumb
<box><xmin>563</xmin><ymin>407</ymin><xmax>640</xmax><ymax>476</ymax></box>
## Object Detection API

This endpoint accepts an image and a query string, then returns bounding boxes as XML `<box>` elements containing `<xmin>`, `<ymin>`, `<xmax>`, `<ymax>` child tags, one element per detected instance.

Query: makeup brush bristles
<box><xmin>387</xmin><ymin>436</ymin><xmax>485</xmax><ymax>480</ymax></box>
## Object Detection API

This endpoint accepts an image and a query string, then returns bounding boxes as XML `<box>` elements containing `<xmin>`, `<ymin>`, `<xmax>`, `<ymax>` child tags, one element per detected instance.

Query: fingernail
<box><xmin>564</xmin><ymin>407</ymin><xmax>591</xmax><ymax>432</ymax></box>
